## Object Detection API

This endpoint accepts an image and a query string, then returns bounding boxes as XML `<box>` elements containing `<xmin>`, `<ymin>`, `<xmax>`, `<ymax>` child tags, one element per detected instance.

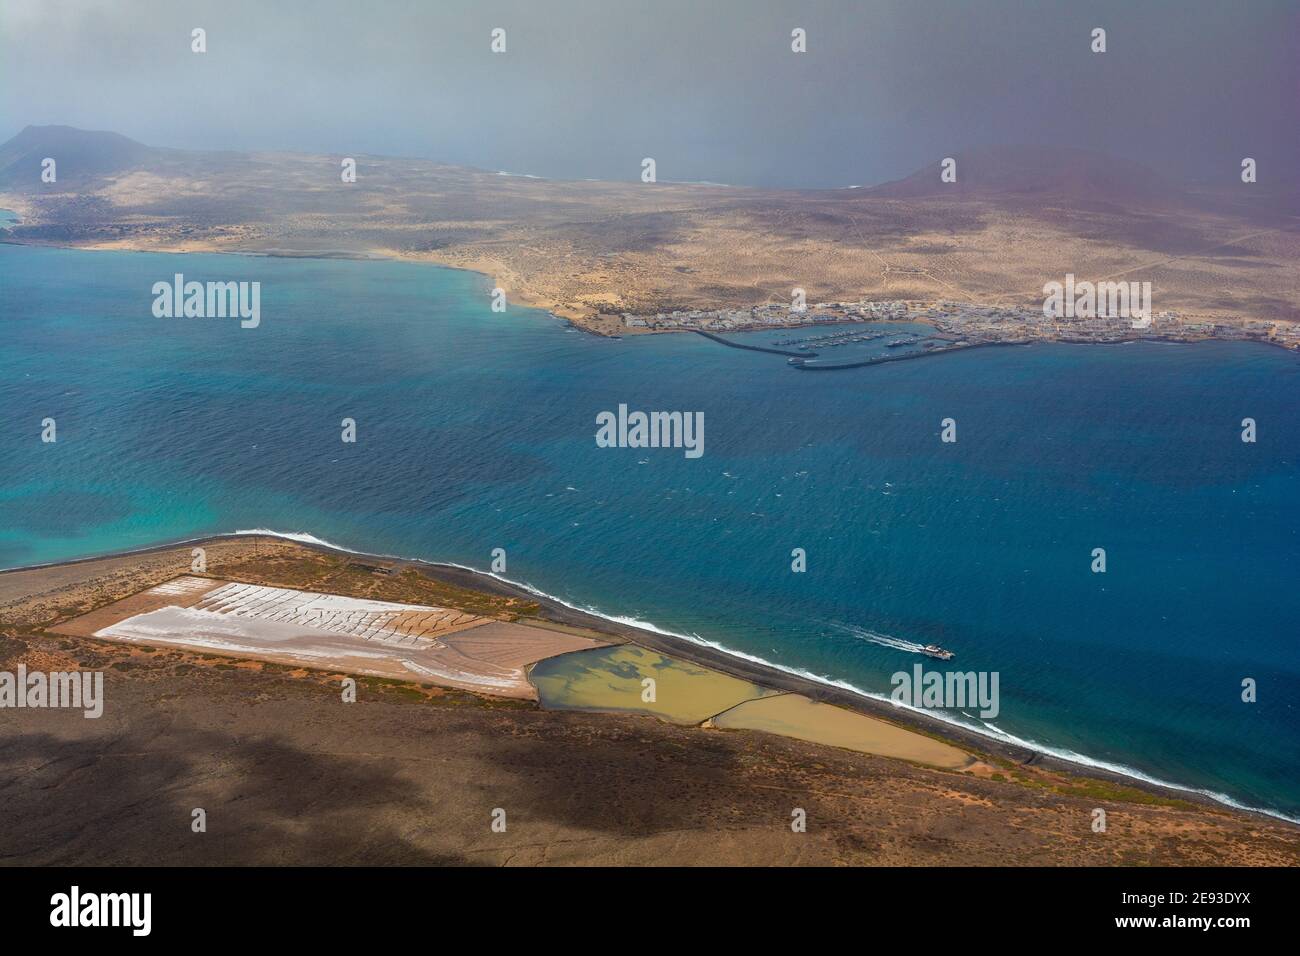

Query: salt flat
<box><xmin>52</xmin><ymin>577</ymin><xmax>607</xmax><ymax>699</ymax></box>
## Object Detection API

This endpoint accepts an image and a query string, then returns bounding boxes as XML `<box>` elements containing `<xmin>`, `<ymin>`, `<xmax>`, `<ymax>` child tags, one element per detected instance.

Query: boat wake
<box><xmin>833</xmin><ymin>622</ymin><xmax>929</xmax><ymax>655</ymax></box>
<box><xmin>22</xmin><ymin>526</ymin><xmax>1290</xmax><ymax>827</ymax></box>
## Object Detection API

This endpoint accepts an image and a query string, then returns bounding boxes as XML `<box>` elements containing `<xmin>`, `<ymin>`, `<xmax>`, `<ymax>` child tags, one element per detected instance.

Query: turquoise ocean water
<box><xmin>2</xmin><ymin>243</ymin><xmax>1296</xmax><ymax>819</ymax></box>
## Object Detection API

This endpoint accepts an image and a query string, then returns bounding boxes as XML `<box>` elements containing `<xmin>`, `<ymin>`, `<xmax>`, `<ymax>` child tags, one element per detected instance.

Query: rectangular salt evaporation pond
<box><xmin>528</xmin><ymin>644</ymin><xmax>778</xmax><ymax>725</ymax></box>
<box><xmin>52</xmin><ymin>576</ymin><xmax>607</xmax><ymax>700</ymax></box>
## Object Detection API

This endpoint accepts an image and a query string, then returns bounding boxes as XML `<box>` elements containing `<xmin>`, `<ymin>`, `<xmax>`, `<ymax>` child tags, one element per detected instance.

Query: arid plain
<box><xmin>1</xmin><ymin>126</ymin><xmax>1297</xmax><ymax>337</ymax></box>
<box><xmin>2</xmin><ymin>127</ymin><xmax>1298</xmax><ymax>866</ymax></box>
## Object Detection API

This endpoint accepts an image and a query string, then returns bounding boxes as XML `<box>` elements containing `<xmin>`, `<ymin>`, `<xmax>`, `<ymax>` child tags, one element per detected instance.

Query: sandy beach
<box><xmin>25</xmin><ymin>547</ymin><xmax>978</xmax><ymax>770</ymax></box>
<box><xmin>2</xmin><ymin>535</ymin><xmax>1300</xmax><ymax>868</ymax></box>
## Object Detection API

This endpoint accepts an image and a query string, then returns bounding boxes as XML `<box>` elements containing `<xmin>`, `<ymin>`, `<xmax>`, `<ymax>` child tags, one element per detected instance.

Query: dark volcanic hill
<box><xmin>861</xmin><ymin>145</ymin><xmax>1190</xmax><ymax>207</ymax></box>
<box><xmin>859</xmin><ymin>144</ymin><xmax>1298</xmax><ymax>220</ymax></box>
<box><xmin>0</xmin><ymin>126</ymin><xmax>1295</xmax><ymax>327</ymax></box>
<box><xmin>0</xmin><ymin>125</ymin><xmax>159</xmax><ymax>189</ymax></box>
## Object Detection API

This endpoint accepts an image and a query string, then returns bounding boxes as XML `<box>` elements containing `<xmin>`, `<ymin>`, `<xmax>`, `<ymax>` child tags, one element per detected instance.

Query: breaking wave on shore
<box><xmin>5</xmin><ymin>524</ymin><xmax>1295</xmax><ymax>825</ymax></box>
<box><xmin>221</xmin><ymin>527</ymin><xmax>1300</xmax><ymax>826</ymax></box>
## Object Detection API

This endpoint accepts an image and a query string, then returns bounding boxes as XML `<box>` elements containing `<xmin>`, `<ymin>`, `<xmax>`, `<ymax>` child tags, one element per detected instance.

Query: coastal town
<box><xmin>620</xmin><ymin>298</ymin><xmax>1300</xmax><ymax>353</ymax></box>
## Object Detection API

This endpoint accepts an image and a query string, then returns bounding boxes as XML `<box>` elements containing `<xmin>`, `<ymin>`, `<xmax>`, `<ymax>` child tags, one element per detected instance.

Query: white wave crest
<box><xmin>39</xmin><ymin>526</ymin><xmax>1296</xmax><ymax>827</ymax></box>
<box><xmin>833</xmin><ymin>622</ymin><xmax>927</xmax><ymax>654</ymax></box>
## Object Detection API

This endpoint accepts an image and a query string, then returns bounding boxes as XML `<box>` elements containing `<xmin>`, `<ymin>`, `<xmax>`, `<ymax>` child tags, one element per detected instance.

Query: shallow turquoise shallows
<box><xmin>2</xmin><ymin>243</ymin><xmax>1297</xmax><ymax>820</ymax></box>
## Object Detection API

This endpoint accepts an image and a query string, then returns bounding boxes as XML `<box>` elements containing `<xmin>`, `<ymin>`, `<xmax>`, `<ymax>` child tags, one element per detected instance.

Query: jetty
<box><xmin>693</xmin><ymin>329</ymin><xmax>817</xmax><ymax>358</ymax></box>
<box><xmin>790</xmin><ymin>340</ymin><xmax>1028</xmax><ymax>370</ymax></box>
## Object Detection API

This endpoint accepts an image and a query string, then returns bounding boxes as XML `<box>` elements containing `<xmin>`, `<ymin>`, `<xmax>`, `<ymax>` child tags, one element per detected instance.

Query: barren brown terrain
<box><xmin>2</xmin><ymin>536</ymin><xmax>1297</xmax><ymax>866</ymax></box>
<box><xmin>2</xmin><ymin>127</ymin><xmax>1297</xmax><ymax>335</ymax></box>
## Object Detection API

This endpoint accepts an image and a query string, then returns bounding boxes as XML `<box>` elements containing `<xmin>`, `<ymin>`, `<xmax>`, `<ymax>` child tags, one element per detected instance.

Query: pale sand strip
<box><xmin>711</xmin><ymin>693</ymin><xmax>973</xmax><ymax>770</ymax></box>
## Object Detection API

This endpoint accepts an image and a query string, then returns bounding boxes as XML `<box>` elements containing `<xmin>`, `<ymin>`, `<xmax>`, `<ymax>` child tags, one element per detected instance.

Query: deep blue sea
<box><xmin>2</xmin><ymin>243</ymin><xmax>1297</xmax><ymax>820</ymax></box>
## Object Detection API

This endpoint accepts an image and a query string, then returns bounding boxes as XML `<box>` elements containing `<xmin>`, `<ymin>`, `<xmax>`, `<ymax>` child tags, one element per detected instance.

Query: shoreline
<box><xmin>5</xmin><ymin>529</ymin><xmax>1296</xmax><ymax>828</ymax></box>
<box><xmin>2</xmin><ymin>232</ymin><xmax>1295</xmax><ymax>355</ymax></box>
<box><xmin>2</xmin><ymin>228</ymin><xmax>1295</xmax><ymax>823</ymax></box>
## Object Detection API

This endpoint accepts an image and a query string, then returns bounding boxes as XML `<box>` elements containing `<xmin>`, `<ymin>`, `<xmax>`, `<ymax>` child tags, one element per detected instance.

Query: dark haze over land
<box><xmin>1</xmin><ymin>0</ymin><xmax>1297</xmax><ymax>188</ymax></box>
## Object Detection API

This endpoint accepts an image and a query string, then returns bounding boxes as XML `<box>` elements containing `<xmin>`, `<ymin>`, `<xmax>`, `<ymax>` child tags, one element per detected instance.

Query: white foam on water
<box><xmin>221</xmin><ymin>527</ymin><xmax>1299</xmax><ymax>826</ymax></box>
<box><xmin>833</xmin><ymin>622</ymin><xmax>927</xmax><ymax>654</ymax></box>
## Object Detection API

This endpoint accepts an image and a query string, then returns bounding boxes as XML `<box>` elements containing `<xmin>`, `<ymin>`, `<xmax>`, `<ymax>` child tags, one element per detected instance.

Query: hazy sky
<box><xmin>2</xmin><ymin>0</ymin><xmax>1296</xmax><ymax>187</ymax></box>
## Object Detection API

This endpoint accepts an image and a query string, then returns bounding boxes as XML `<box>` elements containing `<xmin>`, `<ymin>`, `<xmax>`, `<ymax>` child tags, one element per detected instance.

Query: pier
<box><xmin>693</xmin><ymin>329</ymin><xmax>817</xmax><ymax>358</ymax></box>
<box><xmin>790</xmin><ymin>340</ymin><xmax>1029</xmax><ymax>370</ymax></box>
